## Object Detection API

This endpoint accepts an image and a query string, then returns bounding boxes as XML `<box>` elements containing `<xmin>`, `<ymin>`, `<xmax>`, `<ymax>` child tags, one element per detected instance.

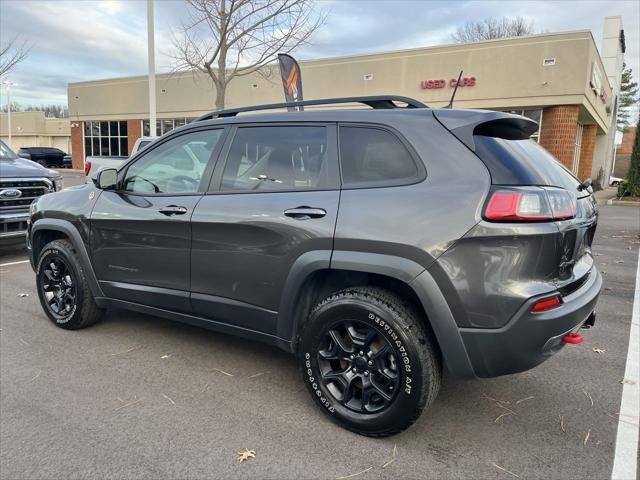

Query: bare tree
<box><xmin>451</xmin><ymin>17</ymin><xmax>535</xmax><ymax>43</ymax></box>
<box><xmin>171</xmin><ymin>0</ymin><xmax>323</xmax><ymax>110</ymax></box>
<box><xmin>0</xmin><ymin>36</ymin><xmax>30</xmax><ymax>78</ymax></box>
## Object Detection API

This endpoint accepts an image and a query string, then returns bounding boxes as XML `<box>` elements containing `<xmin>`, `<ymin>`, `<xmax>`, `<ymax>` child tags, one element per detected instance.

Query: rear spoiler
<box><xmin>433</xmin><ymin>109</ymin><xmax>539</xmax><ymax>151</ymax></box>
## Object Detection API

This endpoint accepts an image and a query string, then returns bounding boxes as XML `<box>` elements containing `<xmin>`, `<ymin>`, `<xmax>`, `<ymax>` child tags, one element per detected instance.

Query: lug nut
<box><xmin>364</xmin><ymin>371</ymin><xmax>369</xmax><ymax>376</ymax></box>
<box><xmin>350</xmin><ymin>354</ymin><xmax>355</xmax><ymax>360</ymax></box>
<box><xmin>352</xmin><ymin>367</ymin><xmax>357</xmax><ymax>373</ymax></box>
<box><xmin>359</xmin><ymin>351</ymin><xmax>364</xmax><ymax>356</ymax></box>
<box><xmin>368</xmin><ymin>360</ymin><xmax>373</xmax><ymax>366</ymax></box>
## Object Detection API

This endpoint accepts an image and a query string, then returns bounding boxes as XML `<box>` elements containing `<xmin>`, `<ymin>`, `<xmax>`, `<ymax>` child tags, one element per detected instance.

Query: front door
<box><xmin>190</xmin><ymin>124</ymin><xmax>341</xmax><ymax>334</ymax></box>
<box><xmin>91</xmin><ymin>127</ymin><xmax>226</xmax><ymax>312</ymax></box>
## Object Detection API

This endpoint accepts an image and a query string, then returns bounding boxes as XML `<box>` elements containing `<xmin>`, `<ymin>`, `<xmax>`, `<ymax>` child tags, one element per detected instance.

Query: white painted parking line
<box><xmin>612</xmin><ymin>248</ymin><xmax>640</xmax><ymax>480</ymax></box>
<box><xmin>0</xmin><ymin>260</ymin><xmax>29</xmax><ymax>267</ymax></box>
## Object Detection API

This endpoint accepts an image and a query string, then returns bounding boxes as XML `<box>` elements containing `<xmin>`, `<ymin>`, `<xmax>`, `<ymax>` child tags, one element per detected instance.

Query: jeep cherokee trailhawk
<box><xmin>28</xmin><ymin>96</ymin><xmax>601</xmax><ymax>436</ymax></box>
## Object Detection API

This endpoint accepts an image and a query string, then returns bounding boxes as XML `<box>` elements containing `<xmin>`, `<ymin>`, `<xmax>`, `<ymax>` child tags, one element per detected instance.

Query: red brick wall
<box><xmin>617</xmin><ymin>127</ymin><xmax>636</xmax><ymax>156</ymax></box>
<box><xmin>577</xmin><ymin>125</ymin><xmax>596</xmax><ymax>180</ymax></box>
<box><xmin>127</xmin><ymin>120</ymin><xmax>141</xmax><ymax>156</ymax></box>
<box><xmin>70</xmin><ymin>121</ymin><xmax>84</xmax><ymax>170</ymax></box>
<box><xmin>539</xmin><ymin>105</ymin><xmax>580</xmax><ymax>170</ymax></box>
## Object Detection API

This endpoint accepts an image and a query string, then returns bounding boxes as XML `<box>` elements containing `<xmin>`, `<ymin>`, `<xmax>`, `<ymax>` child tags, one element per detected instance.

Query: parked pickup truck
<box><xmin>84</xmin><ymin>137</ymin><xmax>155</xmax><ymax>177</ymax></box>
<box><xmin>0</xmin><ymin>139</ymin><xmax>63</xmax><ymax>243</ymax></box>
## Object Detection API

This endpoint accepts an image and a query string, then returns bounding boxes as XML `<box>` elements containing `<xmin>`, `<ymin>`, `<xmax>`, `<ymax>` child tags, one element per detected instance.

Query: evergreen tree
<box><xmin>618</xmin><ymin>62</ymin><xmax>639</xmax><ymax>131</ymax></box>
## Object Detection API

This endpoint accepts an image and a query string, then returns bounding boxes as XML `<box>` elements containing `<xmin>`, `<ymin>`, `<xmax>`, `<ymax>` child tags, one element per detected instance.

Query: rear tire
<box><xmin>299</xmin><ymin>287</ymin><xmax>441</xmax><ymax>436</ymax></box>
<box><xmin>36</xmin><ymin>239</ymin><xmax>104</xmax><ymax>329</ymax></box>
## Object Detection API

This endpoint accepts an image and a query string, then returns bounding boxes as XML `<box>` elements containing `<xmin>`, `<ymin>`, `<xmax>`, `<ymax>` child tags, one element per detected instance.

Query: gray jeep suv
<box><xmin>27</xmin><ymin>96</ymin><xmax>601</xmax><ymax>436</ymax></box>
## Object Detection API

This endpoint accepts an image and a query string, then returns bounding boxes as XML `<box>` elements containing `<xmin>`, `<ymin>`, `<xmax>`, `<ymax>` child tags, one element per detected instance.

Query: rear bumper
<box><xmin>459</xmin><ymin>268</ymin><xmax>602</xmax><ymax>378</ymax></box>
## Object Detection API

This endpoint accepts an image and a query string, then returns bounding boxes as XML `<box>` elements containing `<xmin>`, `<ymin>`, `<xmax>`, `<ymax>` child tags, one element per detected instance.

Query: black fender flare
<box><xmin>276</xmin><ymin>250</ymin><xmax>332</xmax><ymax>344</ymax></box>
<box><xmin>278</xmin><ymin>250</ymin><xmax>476</xmax><ymax>378</ymax></box>
<box><xmin>30</xmin><ymin>218</ymin><xmax>104</xmax><ymax>299</ymax></box>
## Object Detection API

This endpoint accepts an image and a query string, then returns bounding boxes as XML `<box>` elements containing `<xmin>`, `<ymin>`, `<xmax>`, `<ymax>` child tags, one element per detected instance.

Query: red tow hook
<box><xmin>561</xmin><ymin>332</ymin><xmax>584</xmax><ymax>344</ymax></box>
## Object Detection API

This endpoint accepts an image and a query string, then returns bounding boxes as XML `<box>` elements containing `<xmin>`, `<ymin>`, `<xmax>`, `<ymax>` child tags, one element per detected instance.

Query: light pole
<box><xmin>147</xmin><ymin>0</ymin><xmax>157</xmax><ymax>137</ymax></box>
<box><xmin>2</xmin><ymin>81</ymin><xmax>14</xmax><ymax>147</ymax></box>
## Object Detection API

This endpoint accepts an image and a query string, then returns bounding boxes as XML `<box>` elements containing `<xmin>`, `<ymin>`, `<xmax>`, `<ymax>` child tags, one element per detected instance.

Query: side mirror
<box><xmin>94</xmin><ymin>168</ymin><xmax>118</xmax><ymax>190</ymax></box>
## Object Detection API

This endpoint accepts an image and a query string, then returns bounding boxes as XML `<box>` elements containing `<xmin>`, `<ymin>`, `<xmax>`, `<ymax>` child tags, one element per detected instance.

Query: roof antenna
<box><xmin>445</xmin><ymin>70</ymin><xmax>463</xmax><ymax>109</ymax></box>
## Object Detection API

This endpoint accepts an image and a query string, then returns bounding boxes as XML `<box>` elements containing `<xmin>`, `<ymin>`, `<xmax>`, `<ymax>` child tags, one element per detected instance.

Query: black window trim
<box><xmin>116</xmin><ymin>125</ymin><xmax>229</xmax><ymax>197</ymax></box>
<box><xmin>206</xmin><ymin>122</ymin><xmax>341</xmax><ymax>195</ymax></box>
<box><xmin>337</xmin><ymin>122</ymin><xmax>426</xmax><ymax>190</ymax></box>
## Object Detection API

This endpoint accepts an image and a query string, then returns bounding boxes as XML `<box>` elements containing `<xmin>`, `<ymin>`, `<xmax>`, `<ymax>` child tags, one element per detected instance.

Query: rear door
<box><xmin>91</xmin><ymin>127</ymin><xmax>226</xmax><ymax>311</ymax></box>
<box><xmin>190</xmin><ymin>123</ymin><xmax>340</xmax><ymax>334</ymax></box>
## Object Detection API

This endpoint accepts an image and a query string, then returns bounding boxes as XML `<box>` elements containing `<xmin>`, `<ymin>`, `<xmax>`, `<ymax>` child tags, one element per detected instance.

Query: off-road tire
<box><xmin>298</xmin><ymin>286</ymin><xmax>441</xmax><ymax>437</ymax></box>
<box><xmin>36</xmin><ymin>239</ymin><xmax>104</xmax><ymax>329</ymax></box>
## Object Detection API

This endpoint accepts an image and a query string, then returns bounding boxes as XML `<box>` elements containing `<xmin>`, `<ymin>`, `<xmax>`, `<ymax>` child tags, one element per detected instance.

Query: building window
<box><xmin>142</xmin><ymin>118</ymin><xmax>195</xmax><ymax>137</ymax></box>
<box><xmin>504</xmin><ymin>109</ymin><xmax>543</xmax><ymax>142</ymax></box>
<box><xmin>84</xmin><ymin>120</ymin><xmax>128</xmax><ymax>157</ymax></box>
<box><xmin>572</xmin><ymin>123</ymin><xmax>583</xmax><ymax>175</ymax></box>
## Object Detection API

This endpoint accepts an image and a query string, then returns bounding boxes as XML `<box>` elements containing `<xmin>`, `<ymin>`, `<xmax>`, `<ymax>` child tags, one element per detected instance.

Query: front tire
<box><xmin>299</xmin><ymin>287</ymin><xmax>441</xmax><ymax>436</ymax></box>
<box><xmin>36</xmin><ymin>239</ymin><xmax>104</xmax><ymax>329</ymax></box>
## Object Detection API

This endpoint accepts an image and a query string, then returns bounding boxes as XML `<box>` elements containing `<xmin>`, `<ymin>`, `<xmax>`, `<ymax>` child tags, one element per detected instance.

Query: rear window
<box><xmin>339</xmin><ymin>126</ymin><xmax>421</xmax><ymax>187</ymax></box>
<box><xmin>474</xmin><ymin>136</ymin><xmax>582</xmax><ymax>193</ymax></box>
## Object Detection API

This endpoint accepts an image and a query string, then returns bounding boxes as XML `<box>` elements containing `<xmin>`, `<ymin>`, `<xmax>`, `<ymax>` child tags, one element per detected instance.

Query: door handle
<box><xmin>159</xmin><ymin>205</ymin><xmax>188</xmax><ymax>216</ymax></box>
<box><xmin>284</xmin><ymin>206</ymin><xmax>327</xmax><ymax>220</ymax></box>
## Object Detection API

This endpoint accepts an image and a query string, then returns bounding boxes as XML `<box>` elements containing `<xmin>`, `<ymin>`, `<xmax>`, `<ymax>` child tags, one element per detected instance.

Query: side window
<box><xmin>339</xmin><ymin>126</ymin><xmax>420</xmax><ymax>187</ymax></box>
<box><xmin>123</xmin><ymin>129</ymin><xmax>222</xmax><ymax>194</ymax></box>
<box><xmin>221</xmin><ymin>126</ymin><xmax>330</xmax><ymax>192</ymax></box>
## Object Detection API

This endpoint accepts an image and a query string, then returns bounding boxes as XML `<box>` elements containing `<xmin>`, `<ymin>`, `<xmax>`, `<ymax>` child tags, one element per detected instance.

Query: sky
<box><xmin>0</xmin><ymin>0</ymin><xmax>638</xmax><ymax>107</ymax></box>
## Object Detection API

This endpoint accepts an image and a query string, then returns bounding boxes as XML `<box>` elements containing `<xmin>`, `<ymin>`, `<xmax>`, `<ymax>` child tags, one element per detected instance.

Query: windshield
<box><xmin>0</xmin><ymin>140</ymin><xmax>17</xmax><ymax>159</ymax></box>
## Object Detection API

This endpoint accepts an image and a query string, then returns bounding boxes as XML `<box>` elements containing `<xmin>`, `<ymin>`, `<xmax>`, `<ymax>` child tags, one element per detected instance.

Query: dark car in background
<box><xmin>0</xmin><ymin>140</ymin><xmax>63</xmax><ymax>243</ymax></box>
<box><xmin>17</xmin><ymin>147</ymin><xmax>68</xmax><ymax>168</ymax></box>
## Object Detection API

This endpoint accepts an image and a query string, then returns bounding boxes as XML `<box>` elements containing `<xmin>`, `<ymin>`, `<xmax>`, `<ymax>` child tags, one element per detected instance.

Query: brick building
<box><xmin>613</xmin><ymin>126</ymin><xmax>637</xmax><ymax>178</ymax></box>
<box><xmin>67</xmin><ymin>17</ymin><xmax>626</xmax><ymax>184</ymax></box>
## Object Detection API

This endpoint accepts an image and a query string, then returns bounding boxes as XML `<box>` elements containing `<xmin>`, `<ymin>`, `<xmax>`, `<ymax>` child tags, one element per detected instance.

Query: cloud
<box><xmin>0</xmin><ymin>0</ymin><xmax>638</xmax><ymax>107</ymax></box>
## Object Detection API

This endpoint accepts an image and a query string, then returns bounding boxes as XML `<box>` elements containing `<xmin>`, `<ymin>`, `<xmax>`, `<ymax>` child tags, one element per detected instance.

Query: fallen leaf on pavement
<box><xmin>488</xmin><ymin>462</ymin><xmax>520</xmax><ymax>478</ymax></box>
<box><xmin>336</xmin><ymin>467</ymin><xmax>373</xmax><ymax>479</ymax></box>
<box><xmin>382</xmin><ymin>444</ymin><xmax>397</xmax><ymax>468</ymax></box>
<box><xmin>160</xmin><ymin>354</ymin><xmax>172</xmax><ymax>359</ymax></box>
<box><xmin>17</xmin><ymin>293</ymin><xmax>29</xmax><ymax>297</ymax></box>
<box><xmin>237</xmin><ymin>449</ymin><xmax>256</xmax><ymax>463</ymax></box>
<box><xmin>592</xmin><ymin>348</ymin><xmax>605</xmax><ymax>354</ymax></box>
<box><xmin>583</xmin><ymin>430</ymin><xmax>591</xmax><ymax>446</ymax></box>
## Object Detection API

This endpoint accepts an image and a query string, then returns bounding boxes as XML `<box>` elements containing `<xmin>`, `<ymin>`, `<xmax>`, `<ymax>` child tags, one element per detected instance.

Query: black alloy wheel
<box><xmin>39</xmin><ymin>255</ymin><xmax>76</xmax><ymax>319</ymax></box>
<box><xmin>317</xmin><ymin>320</ymin><xmax>400</xmax><ymax>414</ymax></box>
<box><xmin>300</xmin><ymin>287</ymin><xmax>442</xmax><ymax>437</ymax></box>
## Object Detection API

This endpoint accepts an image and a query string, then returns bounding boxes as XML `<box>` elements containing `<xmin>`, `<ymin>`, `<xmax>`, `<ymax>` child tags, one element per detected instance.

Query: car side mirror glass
<box><xmin>95</xmin><ymin>168</ymin><xmax>118</xmax><ymax>190</ymax></box>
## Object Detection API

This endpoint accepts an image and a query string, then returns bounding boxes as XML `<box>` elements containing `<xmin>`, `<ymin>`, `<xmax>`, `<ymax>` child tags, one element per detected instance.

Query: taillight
<box><xmin>484</xmin><ymin>187</ymin><xmax>576</xmax><ymax>222</ymax></box>
<box><xmin>531</xmin><ymin>294</ymin><xmax>562</xmax><ymax>312</ymax></box>
<box><xmin>84</xmin><ymin>160</ymin><xmax>91</xmax><ymax>176</ymax></box>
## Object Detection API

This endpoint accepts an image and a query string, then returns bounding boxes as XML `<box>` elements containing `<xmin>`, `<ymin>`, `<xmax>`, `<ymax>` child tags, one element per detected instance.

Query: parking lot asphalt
<box><xmin>0</xmin><ymin>172</ymin><xmax>638</xmax><ymax>479</ymax></box>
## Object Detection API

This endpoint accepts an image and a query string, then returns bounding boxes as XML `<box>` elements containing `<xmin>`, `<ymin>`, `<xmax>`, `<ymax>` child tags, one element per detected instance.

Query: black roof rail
<box><xmin>194</xmin><ymin>95</ymin><xmax>428</xmax><ymax>122</ymax></box>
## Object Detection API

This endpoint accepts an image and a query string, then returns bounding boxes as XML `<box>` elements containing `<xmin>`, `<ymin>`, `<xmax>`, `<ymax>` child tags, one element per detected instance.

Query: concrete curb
<box><xmin>608</xmin><ymin>199</ymin><xmax>640</xmax><ymax>206</ymax></box>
